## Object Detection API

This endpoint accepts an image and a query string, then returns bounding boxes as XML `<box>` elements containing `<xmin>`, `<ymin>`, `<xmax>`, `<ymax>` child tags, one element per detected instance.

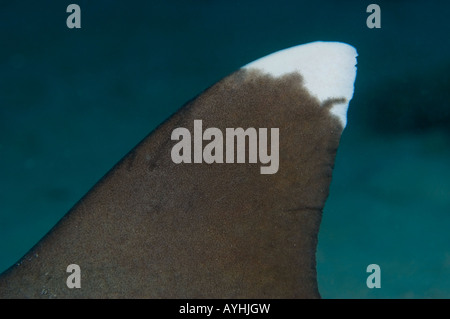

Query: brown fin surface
<box><xmin>0</xmin><ymin>43</ymin><xmax>357</xmax><ymax>298</ymax></box>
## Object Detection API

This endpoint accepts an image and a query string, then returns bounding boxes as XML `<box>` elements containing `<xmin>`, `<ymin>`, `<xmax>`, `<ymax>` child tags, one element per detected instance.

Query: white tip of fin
<box><xmin>243</xmin><ymin>41</ymin><xmax>358</xmax><ymax>128</ymax></box>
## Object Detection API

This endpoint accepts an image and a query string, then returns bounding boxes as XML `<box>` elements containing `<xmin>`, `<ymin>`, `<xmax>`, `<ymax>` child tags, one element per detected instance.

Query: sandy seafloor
<box><xmin>0</xmin><ymin>1</ymin><xmax>449</xmax><ymax>298</ymax></box>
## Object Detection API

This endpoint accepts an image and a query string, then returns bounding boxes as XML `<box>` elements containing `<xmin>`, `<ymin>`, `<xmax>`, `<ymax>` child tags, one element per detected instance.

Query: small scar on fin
<box><xmin>321</xmin><ymin>97</ymin><xmax>347</xmax><ymax>110</ymax></box>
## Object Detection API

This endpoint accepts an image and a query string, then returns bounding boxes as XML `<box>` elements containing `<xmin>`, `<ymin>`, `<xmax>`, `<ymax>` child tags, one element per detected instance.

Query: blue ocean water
<box><xmin>0</xmin><ymin>1</ymin><xmax>449</xmax><ymax>298</ymax></box>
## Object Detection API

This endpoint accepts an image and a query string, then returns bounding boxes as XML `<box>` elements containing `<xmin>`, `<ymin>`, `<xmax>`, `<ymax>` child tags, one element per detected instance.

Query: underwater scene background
<box><xmin>1</xmin><ymin>0</ymin><xmax>449</xmax><ymax>298</ymax></box>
